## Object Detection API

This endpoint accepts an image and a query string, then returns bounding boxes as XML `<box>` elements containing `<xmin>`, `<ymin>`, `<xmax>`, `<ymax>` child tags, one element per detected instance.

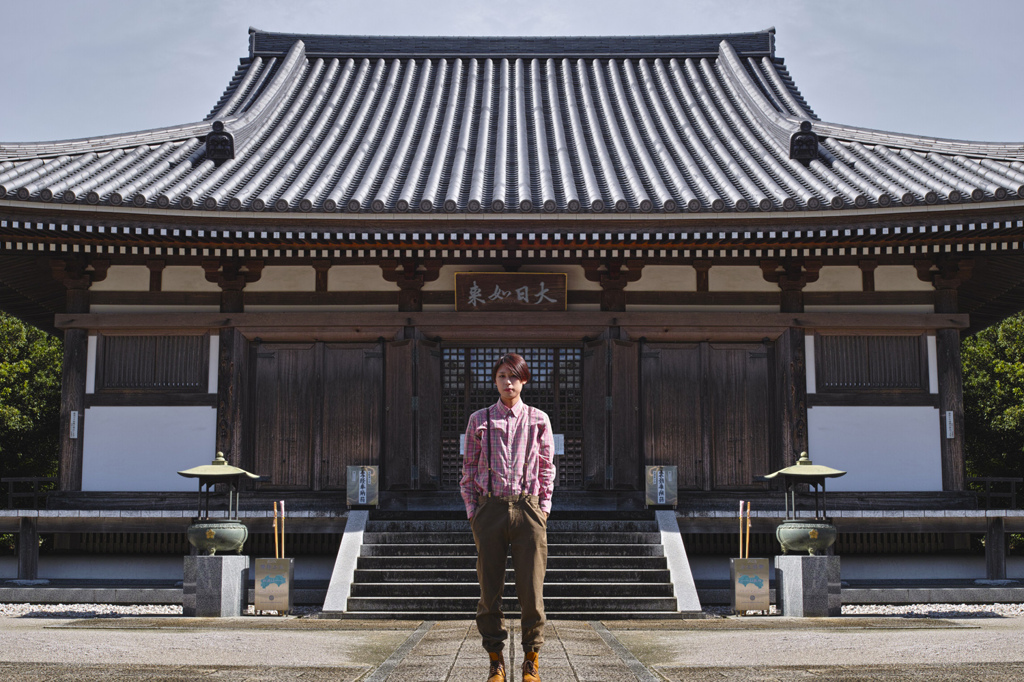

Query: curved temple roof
<box><xmin>3</xmin><ymin>28</ymin><xmax>1024</xmax><ymax>218</ymax></box>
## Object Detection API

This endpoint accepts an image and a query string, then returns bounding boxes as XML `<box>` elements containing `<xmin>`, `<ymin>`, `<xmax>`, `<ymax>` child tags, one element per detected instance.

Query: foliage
<box><xmin>962</xmin><ymin>312</ymin><xmax>1024</xmax><ymax>481</ymax></box>
<box><xmin>0</xmin><ymin>313</ymin><xmax>63</xmax><ymax>483</ymax></box>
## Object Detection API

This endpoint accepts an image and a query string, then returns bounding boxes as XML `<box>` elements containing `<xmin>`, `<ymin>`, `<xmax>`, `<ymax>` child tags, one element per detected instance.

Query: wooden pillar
<box><xmin>50</xmin><ymin>258</ymin><xmax>105</xmax><ymax>493</ymax></box>
<box><xmin>216</xmin><ymin>327</ymin><xmax>247</xmax><ymax>467</ymax></box>
<box><xmin>18</xmin><ymin>517</ymin><xmax>39</xmax><ymax>580</ymax></box>
<box><xmin>986</xmin><ymin>516</ymin><xmax>1006</xmax><ymax>580</ymax></box>
<box><xmin>917</xmin><ymin>258</ymin><xmax>972</xmax><ymax>491</ymax></box>
<box><xmin>57</xmin><ymin>329</ymin><xmax>88</xmax><ymax>491</ymax></box>
<box><xmin>778</xmin><ymin>328</ymin><xmax>808</xmax><ymax>467</ymax></box>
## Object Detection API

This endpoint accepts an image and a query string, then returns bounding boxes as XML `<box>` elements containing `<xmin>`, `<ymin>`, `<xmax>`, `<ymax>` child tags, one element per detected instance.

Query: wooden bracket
<box><xmin>583</xmin><ymin>259</ymin><xmax>644</xmax><ymax>311</ymax></box>
<box><xmin>202</xmin><ymin>259</ymin><xmax>265</xmax><ymax>291</ymax></box>
<box><xmin>380</xmin><ymin>259</ymin><xmax>442</xmax><ymax>312</ymax></box>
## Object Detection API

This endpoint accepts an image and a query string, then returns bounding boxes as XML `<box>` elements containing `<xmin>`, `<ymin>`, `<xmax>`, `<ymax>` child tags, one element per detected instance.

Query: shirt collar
<box><xmin>494</xmin><ymin>399</ymin><xmax>526</xmax><ymax>418</ymax></box>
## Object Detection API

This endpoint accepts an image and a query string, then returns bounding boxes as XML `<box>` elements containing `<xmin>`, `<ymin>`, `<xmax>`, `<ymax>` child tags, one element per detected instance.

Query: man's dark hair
<box><xmin>492</xmin><ymin>353</ymin><xmax>531</xmax><ymax>384</ymax></box>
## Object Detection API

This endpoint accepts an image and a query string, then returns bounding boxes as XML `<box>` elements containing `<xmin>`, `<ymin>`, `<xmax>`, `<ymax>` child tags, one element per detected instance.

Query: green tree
<box><xmin>962</xmin><ymin>312</ymin><xmax>1024</xmax><ymax>480</ymax></box>
<box><xmin>0</xmin><ymin>313</ymin><xmax>63</xmax><ymax>482</ymax></box>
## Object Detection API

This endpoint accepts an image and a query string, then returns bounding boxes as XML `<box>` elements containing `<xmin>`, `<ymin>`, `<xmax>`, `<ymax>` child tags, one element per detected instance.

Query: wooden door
<box><xmin>582</xmin><ymin>340</ymin><xmax>608</xmax><ymax>489</ymax></box>
<box><xmin>641</xmin><ymin>343</ymin><xmax>704</xmax><ymax>490</ymax></box>
<box><xmin>709</xmin><ymin>344</ymin><xmax>771</xmax><ymax>489</ymax></box>
<box><xmin>321</xmin><ymin>344</ymin><xmax>383</xmax><ymax>490</ymax></box>
<box><xmin>252</xmin><ymin>344</ymin><xmax>317</xmax><ymax>489</ymax></box>
<box><xmin>640</xmin><ymin>342</ymin><xmax>773</xmax><ymax>491</ymax></box>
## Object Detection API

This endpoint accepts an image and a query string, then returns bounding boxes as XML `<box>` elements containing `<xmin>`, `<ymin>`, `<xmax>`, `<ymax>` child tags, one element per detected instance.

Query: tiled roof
<box><xmin>2</xmin><ymin>29</ymin><xmax>1024</xmax><ymax>217</ymax></box>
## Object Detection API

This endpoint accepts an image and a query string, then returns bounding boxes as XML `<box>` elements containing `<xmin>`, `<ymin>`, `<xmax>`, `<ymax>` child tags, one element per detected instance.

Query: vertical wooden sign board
<box><xmin>731</xmin><ymin>557</ymin><xmax>770</xmax><ymax>615</ymax></box>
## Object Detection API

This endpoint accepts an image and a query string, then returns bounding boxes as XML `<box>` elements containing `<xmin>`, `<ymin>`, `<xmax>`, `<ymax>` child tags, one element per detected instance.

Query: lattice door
<box><xmin>441</xmin><ymin>346</ymin><xmax>583</xmax><ymax>490</ymax></box>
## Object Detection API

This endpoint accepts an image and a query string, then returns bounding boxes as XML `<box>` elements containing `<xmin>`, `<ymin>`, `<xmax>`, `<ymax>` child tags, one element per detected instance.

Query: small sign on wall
<box><xmin>455</xmin><ymin>273</ymin><xmax>567</xmax><ymax>312</ymax></box>
<box><xmin>347</xmin><ymin>466</ymin><xmax>379</xmax><ymax>507</ymax></box>
<box><xmin>70</xmin><ymin>411</ymin><xmax>79</xmax><ymax>439</ymax></box>
<box><xmin>645</xmin><ymin>466</ymin><xmax>678</xmax><ymax>507</ymax></box>
<box><xmin>945</xmin><ymin>411</ymin><xmax>955</xmax><ymax>439</ymax></box>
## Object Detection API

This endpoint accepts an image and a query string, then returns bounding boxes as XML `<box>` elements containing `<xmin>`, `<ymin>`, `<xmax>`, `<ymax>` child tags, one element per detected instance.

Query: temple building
<box><xmin>2</xmin><ymin>28</ymin><xmax>1023</xmax><ymax>610</ymax></box>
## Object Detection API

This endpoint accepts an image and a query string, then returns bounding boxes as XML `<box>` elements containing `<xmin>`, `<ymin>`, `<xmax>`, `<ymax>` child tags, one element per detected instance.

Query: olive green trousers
<box><xmin>471</xmin><ymin>493</ymin><xmax>548</xmax><ymax>653</ymax></box>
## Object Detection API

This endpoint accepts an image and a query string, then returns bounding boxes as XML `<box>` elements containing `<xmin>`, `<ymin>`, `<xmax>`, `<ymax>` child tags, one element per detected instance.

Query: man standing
<box><xmin>461</xmin><ymin>353</ymin><xmax>555</xmax><ymax>682</ymax></box>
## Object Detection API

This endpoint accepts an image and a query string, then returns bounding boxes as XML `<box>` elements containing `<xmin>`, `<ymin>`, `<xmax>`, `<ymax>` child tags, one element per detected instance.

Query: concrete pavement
<box><xmin>0</xmin><ymin>615</ymin><xmax>1023</xmax><ymax>680</ymax></box>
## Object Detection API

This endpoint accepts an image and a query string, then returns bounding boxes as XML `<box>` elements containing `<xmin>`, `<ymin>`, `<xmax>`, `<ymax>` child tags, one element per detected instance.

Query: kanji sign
<box><xmin>455</xmin><ymin>273</ymin><xmax>567</xmax><ymax>312</ymax></box>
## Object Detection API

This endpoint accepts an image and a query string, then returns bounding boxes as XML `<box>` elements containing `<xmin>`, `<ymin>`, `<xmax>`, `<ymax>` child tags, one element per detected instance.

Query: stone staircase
<box><xmin>343</xmin><ymin>510</ymin><xmax>681</xmax><ymax>619</ymax></box>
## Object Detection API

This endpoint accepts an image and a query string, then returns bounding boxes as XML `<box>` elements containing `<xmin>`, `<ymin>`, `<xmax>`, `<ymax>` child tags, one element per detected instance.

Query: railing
<box><xmin>968</xmin><ymin>477</ymin><xmax>1023</xmax><ymax>509</ymax></box>
<box><xmin>1</xmin><ymin>477</ymin><xmax>56</xmax><ymax>509</ymax></box>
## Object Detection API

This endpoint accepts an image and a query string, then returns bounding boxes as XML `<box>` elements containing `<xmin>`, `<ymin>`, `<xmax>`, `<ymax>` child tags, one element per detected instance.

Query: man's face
<box><xmin>494</xmin><ymin>363</ymin><xmax>525</xmax><ymax>404</ymax></box>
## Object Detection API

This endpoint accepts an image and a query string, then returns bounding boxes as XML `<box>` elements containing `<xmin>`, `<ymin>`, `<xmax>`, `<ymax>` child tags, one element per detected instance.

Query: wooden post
<box><xmin>986</xmin><ymin>516</ymin><xmax>1006</xmax><ymax>580</ymax></box>
<box><xmin>202</xmin><ymin>260</ymin><xmax>263</xmax><ymax>313</ymax></box>
<box><xmin>58</xmin><ymin>329</ymin><xmax>88</xmax><ymax>491</ymax></box>
<box><xmin>216</xmin><ymin>328</ymin><xmax>247</xmax><ymax>466</ymax></box>
<box><xmin>918</xmin><ymin>258</ymin><xmax>972</xmax><ymax>491</ymax></box>
<box><xmin>380</xmin><ymin>260</ymin><xmax>441</xmax><ymax>313</ymax></box>
<box><xmin>18</xmin><ymin>517</ymin><xmax>39</xmax><ymax>580</ymax></box>
<box><xmin>778</xmin><ymin>328</ymin><xmax>808</xmax><ymax>467</ymax></box>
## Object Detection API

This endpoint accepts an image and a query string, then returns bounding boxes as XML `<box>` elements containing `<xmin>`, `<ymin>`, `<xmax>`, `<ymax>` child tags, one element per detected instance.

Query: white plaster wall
<box><xmin>631</xmin><ymin>265</ymin><xmax>696</xmax><ymax>291</ymax></box>
<box><xmin>81</xmin><ymin>406</ymin><xmax>217</xmax><ymax>491</ymax></box>
<box><xmin>161</xmin><ymin>266</ymin><xmax>221</xmax><ymax>292</ymax></box>
<box><xmin>807</xmin><ymin>405</ymin><xmax>942</xmax><ymax>491</ymax></box>
<box><xmin>245</xmin><ymin>266</ymin><xmax>314</xmax><ymax>292</ymax></box>
<box><xmin>89</xmin><ymin>266</ymin><xmax>149</xmax><ymax>291</ymax></box>
<box><xmin>708</xmin><ymin>266</ymin><xmax>778</xmax><ymax>292</ymax></box>
<box><xmin>875</xmin><ymin>265</ymin><xmax>934</xmax><ymax>291</ymax></box>
<box><xmin>803</xmin><ymin>266</ymin><xmax>862</xmax><ymax>292</ymax></box>
<box><xmin>328</xmin><ymin>265</ymin><xmax>392</xmax><ymax>291</ymax></box>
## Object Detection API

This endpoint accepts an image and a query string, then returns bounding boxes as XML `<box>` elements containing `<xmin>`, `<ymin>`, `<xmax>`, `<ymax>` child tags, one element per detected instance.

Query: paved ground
<box><xmin>1</xmin><ymin>615</ymin><xmax>1024</xmax><ymax>680</ymax></box>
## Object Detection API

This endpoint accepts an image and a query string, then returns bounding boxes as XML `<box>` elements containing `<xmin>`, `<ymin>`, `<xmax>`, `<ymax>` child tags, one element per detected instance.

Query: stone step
<box><xmin>368</xmin><ymin>510</ymin><xmax>656</xmax><ymax>521</ymax></box>
<box><xmin>349</xmin><ymin>582</ymin><xmax>674</xmax><ymax>598</ymax></box>
<box><xmin>345</xmin><ymin>596</ymin><xmax>679</xmax><ymax>612</ymax></box>
<box><xmin>362</xmin><ymin>531</ymin><xmax>662</xmax><ymax>545</ymax></box>
<box><xmin>366</xmin><ymin>519</ymin><xmax>659</xmax><ymax>533</ymax></box>
<box><xmin>355</xmin><ymin>555</ymin><xmax>669</xmax><ymax>570</ymax></box>
<box><xmin>328</xmin><ymin>610</ymin><xmax>684</xmax><ymax>620</ymax></box>
<box><xmin>359</xmin><ymin>543</ymin><xmax>665</xmax><ymax>557</ymax></box>
<box><xmin>353</xmin><ymin>568</ymin><xmax>672</xmax><ymax>583</ymax></box>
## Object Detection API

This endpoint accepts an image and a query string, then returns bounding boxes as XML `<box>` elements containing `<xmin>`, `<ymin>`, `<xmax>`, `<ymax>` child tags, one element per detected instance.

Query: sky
<box><xmin>2</xmin><ymin>0</ymin><xmax>1022</xmax><ymax>144</ymax></box>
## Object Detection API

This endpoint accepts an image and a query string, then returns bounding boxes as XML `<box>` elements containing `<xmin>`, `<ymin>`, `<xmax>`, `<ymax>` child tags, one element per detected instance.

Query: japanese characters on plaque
<box><xmin>455</xmin><ymin>273</ymin><xmax>567</xmax><ymax>312</ymax></box>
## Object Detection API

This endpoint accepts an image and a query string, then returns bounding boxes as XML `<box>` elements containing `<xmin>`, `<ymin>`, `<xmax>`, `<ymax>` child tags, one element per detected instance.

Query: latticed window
<box><xmin>815</xmin><ymin>334</ymin><xmax>927</xmax><ymax>392</ymax></box>
<box><xmin>97</xmin><ymin>334</ymin><xmax>210</xmax><ymax>392</ymax></box>
<box><xmin>441</xmin><ymin>346</ymin><xmax>583</xmax><ymax>489</ymax></box>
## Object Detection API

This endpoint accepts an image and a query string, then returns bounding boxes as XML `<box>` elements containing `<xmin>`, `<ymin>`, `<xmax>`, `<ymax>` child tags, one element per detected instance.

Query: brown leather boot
<box><xmin>487</xmin><ymin>651</ymin><xmax>506</xmax><ymax>682</ymax></box>
<box><xmin>522</xmin><ymin>651</ymin><xmax>540</xmax><ymax>682</ymax></box>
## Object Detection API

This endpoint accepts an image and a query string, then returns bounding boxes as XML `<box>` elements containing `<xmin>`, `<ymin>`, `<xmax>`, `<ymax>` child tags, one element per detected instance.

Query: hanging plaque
<box><xmin>455</xmin><ymin>273</ymin><xmax>567</xmax><ymax>312</ymax></box>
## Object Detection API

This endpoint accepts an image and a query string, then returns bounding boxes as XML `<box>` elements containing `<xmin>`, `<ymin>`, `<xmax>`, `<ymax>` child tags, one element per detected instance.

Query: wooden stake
<box><xmin>273</xmin><ymin>501</ymin><xmax>279</xmax><ymax>559</ymax></box>
<box><xmin>741</xmin><ymin>499</ymin><xmax>749</xmax><ymax>557</ymax></box>
<box><xmin>745</xmin><ymin>502</ymin><xmax>752</xmax><ymax>560</ymax></box>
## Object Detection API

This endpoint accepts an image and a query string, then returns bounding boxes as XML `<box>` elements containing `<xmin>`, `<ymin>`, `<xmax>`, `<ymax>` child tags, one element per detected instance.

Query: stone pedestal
<box><xmin>774</xmin><ymin>555</ymin><xmax>841</xmax><ymax>617</ymax></box>
<box><xmin>183</xmin><ymin>555</ymin><xmax>249</xmax><ymax>617</ymax></box>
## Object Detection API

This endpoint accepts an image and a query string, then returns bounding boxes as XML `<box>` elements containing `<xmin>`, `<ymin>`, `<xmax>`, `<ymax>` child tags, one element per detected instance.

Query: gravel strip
<box><xmin>703</xmin><ymin>603</ymin><xmax>1024</xmax><ymax>618</ymax></box>
<box><xmin>2</xmin><ymin>602</ymin><xmax>1024</xmax><ymax>620</ymax></box>
<box><xmin>0</xmin><ymin>604</ymin><xmax>324</xmax><ymax>618</ymax></box>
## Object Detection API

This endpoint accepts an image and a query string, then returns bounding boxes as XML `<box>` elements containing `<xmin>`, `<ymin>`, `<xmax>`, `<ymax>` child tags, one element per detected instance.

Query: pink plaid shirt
<box><xmin>460</xmin><ymin>400</ymin><xmax>556</xmax><ymax>518</ymax></box>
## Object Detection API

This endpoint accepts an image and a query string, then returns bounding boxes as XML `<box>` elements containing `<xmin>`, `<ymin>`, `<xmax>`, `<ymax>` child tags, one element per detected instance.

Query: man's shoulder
<box><xmin>468</xmin><ymin>405</ymin><xmax>493</xmax><ymax>422</ymax></box>
<box><xmin>524</xmin><ymin>404</ymin><xmax>552</xmax><ymax>425</ymax></box>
